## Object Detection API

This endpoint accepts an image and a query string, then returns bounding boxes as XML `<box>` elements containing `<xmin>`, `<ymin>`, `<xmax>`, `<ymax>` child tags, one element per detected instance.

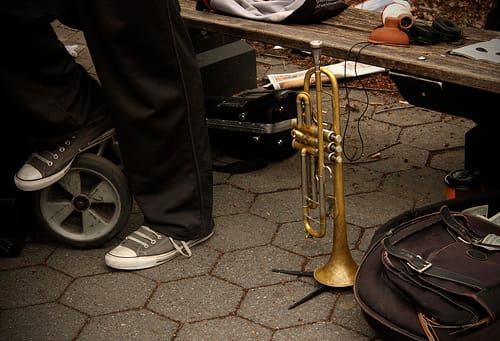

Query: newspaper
<box><xmin>265</xmin><ymin>61</ymin><xmax>387</xmax><ymax>90</ymax></box>
<box><xmin>462</xmin><ymin>205</ymin><xmax>489</xmax><ymax>219</ymax></box>
<box><xmin>461</xmin><ymin>205</ymin><xmax>500</xmax><ymax>227</ymax></box>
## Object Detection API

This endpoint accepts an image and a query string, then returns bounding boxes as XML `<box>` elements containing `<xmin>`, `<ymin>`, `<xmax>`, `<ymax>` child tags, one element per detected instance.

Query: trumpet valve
<box><xmin>328</xmin><ymin>153</ymin><xmax>343</xmax><ymax>163</ymax></box>
<box><xmin>325</xmin><ymin>142</ymin><xmax>342</xmax><ymax>153</ymax></box>
<box><xmin>323</xmin><ymin>129</ymin><xmax>342</xmax><ymax>143</ymax></box>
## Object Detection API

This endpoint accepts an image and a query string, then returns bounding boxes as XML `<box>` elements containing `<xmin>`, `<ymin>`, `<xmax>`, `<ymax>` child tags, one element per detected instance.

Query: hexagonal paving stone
<box><xmin>131</xmin><ymin>245</ymin><xmax>220</xmax><ymax>282</ymax></box>
<box><xmin>343</xmin><ymin>119</ymin><xmax>400</xmax><ymax>159</ymax></box>
<box><xmin>148</xmin><ymin>275</ymin><xmax>242</xmax><ymax>322</ymax></box>
<box><xmin>251</xmin><ymin>189</ymin><xmax>302</xmax><ymax>224</ymax></box>
<box><xmin>345</xmin><ymin>192</ymin><xmax>413</xmax><ymax>228</ymax></box>
<box><xmin>343</xmin><ymin>164</ymin><xmax>383</xmax><ymax>195</ymax></box>
<box><xmin>382</xmin><ymin>167</ymin><xmax>448</xmax><ymax>205</ymax></box>
<box><xmin>429</xmin><ymin>148</ymin><xmax>464</xmax><ymax>172</ymax></box>
<box><xmin>399</xmin><ymin>121</ymin><xmax>468</xmax><ymax>151</ymax></box>
<box><xmin>358</xmin><ymin>226</ymin><xmax>379</xmax><ymax>253</ymax></box>
<box><xmin>213</xmin><ymin>184</ymin><xmax>255</xmax><ymax>217</ymax></box>
<box><xmin>47</xmin><ymin>246</ymin><xmax>111</xmax><ymax>277</ymax></box>
<box><xmin>271</xmin><ymin>321</ymin><xmax>371</xmax><ymax>341</ymax></box>
<box><xmin>0</xmin><ymin>302</ymin><xmax>86</xmax><ymax>340</ymax></box>
<box><xmin>239</xmin><ymin>281</ymin><xmax>336</xmax><ymax>329</ymax></box>
<box><xmin>79</xmin><ymin>309</ymin><xmax>178</xmax><ymax>340</ymax></box>
<box><xmin>274</xmin><ymin>221</ymin><xmax>332</xmax><ymax>257</ymax></box>
<box><xmin>208</xmin><ymin>213</ymin><xmax>278</xmax><ymax>252</ymax></box>
<box><xmin>357</xmin><ymin>143</ymin><xmax>429</xmax><ymax>174</ymax></box>
<box><xmin>338</xmin><ymin>87</ymin><xmax>371</xmax><ymax>105</ymax></box>
<box><xmin>175</xmin><ymin>316</ymin><xmax>272</xmax><ymax>340</ymax></box>
<box><xmin>0</xmin><ymin>243</ymin><xmax>55</xmax><ymax>270</ymax></box>
<box><xmin>0</xmin><ymin>265</ymin><xmax>71</xmax><ymax>309</ymax></box>
<box><xmin>60</xmin><ymin>272</ymin><xmax>156</xmax><ymax>315</ymax></box>
<box><xmin>372</xmin><ymin>106</ymin><xmax>441</xmax><ymax>127</ymax></box>
<box><xmin>213</xmin><ymin>245</ymin><xmax>305</xmax><ymax>288</ymax></box>
<box><xmin>213</xmin><ymin>170</ymin><xmax>231</xmax><ymax>185</ymax></box>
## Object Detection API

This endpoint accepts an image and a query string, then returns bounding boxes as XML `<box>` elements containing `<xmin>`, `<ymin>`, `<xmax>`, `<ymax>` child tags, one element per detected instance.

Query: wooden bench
<box><xmin>179</xmin><ymin>0</ymin><xmax>499</xmax><ymax>95</ymax></box>
<box><xmin>180</xmin><ymin>0</ymin><xmax>500</xmax><ymax>188</ymax></box>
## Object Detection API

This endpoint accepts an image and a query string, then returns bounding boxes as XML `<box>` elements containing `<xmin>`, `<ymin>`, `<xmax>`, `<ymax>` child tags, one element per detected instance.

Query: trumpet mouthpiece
<box><xmin>310</xmin><ymin>40</ymin><xmax>323</xmax><ymax>67</ymax></box>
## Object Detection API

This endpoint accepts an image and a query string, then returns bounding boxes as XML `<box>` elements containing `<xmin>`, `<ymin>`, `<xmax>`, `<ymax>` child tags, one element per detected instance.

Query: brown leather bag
<box><xmin>354</xmin><ymin>194</ymin><xmax>500</xmax><ymax>341</ymax></box>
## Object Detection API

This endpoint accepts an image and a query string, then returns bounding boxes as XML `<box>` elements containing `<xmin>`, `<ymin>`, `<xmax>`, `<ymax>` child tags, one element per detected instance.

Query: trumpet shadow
<box><xmin>271</xmin><ymin>268</ymin><xmax>351</xmax><ymax>309</ymax></box>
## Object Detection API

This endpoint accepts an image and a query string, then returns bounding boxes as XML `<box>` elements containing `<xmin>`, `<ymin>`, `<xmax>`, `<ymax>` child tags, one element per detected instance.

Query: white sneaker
<box><xmin>105</xmin><ymin>226</ymin><xmax>214</xmax><ymax>270</ymax></box>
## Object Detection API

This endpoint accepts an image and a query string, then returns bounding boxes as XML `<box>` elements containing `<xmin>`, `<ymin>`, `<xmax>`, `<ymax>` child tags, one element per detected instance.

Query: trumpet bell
<box><xmin>314</xmin><ymin>233</ymin><xmax>359</xmax><ymax>286</ymax></box>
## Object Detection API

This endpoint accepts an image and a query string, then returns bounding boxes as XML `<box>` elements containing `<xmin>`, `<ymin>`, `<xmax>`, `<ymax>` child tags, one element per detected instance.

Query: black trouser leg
<box><xmin>0</xmin><ymin>5</ymin><xmax>106</xmax><ymax>146</ymax></box>
<box><xmin>76</xmin><ymin>0</ymin><xmax>213</xmax><ymax>239</ymax></box>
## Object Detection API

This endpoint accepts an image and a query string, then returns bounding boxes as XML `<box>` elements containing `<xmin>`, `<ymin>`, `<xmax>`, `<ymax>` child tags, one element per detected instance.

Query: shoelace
<box><xmin>32</xmin><ymin>137</ymin><xmax>75</xmax><ymax>166</ymax></box>
<box><xmin>126</xmin><ymin>226</ymin><xmax>192</xmax><ymax>257</ymax></box>
<box><xmin>168</xmin><ymin>237</ymin><xmax>192</xmax><ymax>257</ymax></box>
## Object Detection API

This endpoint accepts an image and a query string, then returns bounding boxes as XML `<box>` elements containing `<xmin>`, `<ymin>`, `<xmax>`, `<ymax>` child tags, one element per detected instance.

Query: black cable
<box><xmin>341</xmin><ymin>41</ymin><xmax>374</xmax><ymax>162</ymax></box>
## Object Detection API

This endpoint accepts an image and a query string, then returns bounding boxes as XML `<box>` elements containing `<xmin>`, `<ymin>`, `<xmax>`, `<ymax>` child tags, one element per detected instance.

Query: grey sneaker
<box><xmin>105</xmin><ymin>226</ymin><xmax>214</xmax><ymax>270</ymax></box>
<box><xmin>14</xmin><ymin>119</ymin><xmax>114</xmax><ymax>191</ymax></box>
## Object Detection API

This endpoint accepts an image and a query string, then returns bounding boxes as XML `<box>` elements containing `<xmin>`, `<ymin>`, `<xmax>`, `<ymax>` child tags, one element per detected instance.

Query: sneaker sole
<box><xmin>105</xmin><ymin>231</ymin><xmax>214</xmax><ymax>270</ymax></box>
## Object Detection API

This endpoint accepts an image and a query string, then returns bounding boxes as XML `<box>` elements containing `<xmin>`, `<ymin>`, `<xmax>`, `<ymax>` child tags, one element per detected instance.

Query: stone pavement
<box><xmin>0</xmin><ymin>22</ymin><xmax>475</xmax><ymax>340</ymax></box>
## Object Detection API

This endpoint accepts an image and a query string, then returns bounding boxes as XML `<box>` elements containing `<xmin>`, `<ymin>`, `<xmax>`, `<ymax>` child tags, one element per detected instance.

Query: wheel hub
<box><xmin>72</xmin><ymin>195</ymin><xmax>91</xmax><ymax>211</ymax></box>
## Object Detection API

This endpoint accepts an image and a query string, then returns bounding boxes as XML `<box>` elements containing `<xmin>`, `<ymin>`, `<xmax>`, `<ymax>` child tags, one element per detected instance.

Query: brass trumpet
<box><xmin>292</xmin><ymin>40</ymin><xmax>358</xmax><ymax>287</ymax></box>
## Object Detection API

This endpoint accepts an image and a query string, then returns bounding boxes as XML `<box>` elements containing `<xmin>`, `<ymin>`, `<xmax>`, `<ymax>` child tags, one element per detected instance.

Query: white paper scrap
<box><xmin>450</xmin><ymin>38</ymin><xmax>500</xmax><ymax>64</ymax></box>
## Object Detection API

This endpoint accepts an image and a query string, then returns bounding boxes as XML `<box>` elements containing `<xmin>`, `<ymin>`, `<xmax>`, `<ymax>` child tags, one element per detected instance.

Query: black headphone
<box><xmin>409</xmin><ymin>17</ymin><xmax>462</xmax><ymax>44</ymax></box>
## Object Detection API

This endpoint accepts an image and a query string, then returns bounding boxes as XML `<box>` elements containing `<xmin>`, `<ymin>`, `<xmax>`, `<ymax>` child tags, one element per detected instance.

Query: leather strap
<box><xmin>381</xmin><ymin>237</ymin><xmax>484</xmax><ymax>289</ymax></box>
<box><xmin>441</xmin><ymin>205</ymin><xmax>500</xmax><ymax>251</ymax></box>
<box><xmin>440</xmin><ymin>205</ymin><xmax>478</xmax><ymax>244</ymax></box>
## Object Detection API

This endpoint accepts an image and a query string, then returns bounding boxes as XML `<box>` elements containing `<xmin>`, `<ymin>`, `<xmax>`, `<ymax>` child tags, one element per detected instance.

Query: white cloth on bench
<box><xmin>206</xmin><ymin>0</ymin><xmax>347</xmax><ymax>23</ymax></box>
<box><xmin>209</xmin><ymin>0</ymin><xmax>306</xmax><ymax>22</ymax></box>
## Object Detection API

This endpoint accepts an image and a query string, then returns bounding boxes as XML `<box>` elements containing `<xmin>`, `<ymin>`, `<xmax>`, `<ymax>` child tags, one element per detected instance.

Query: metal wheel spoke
<box><xmin>81</xmin><ymin>209</ymin><xmax>107</xmax><ymax>234</ymax></box>
<box><xmin>57</xmin><ymin>171</ymin><xmax>82</xmax><ymax>196</ymax></box>
<box><xmin>88</xmin><ymin>180</ymin><xmax>117</xmax><ymax>203</ymax></box>
<box><xmin>45</xmin><ymin>201</ymin><xmax>76</xmax><ymax>226</ymax></box>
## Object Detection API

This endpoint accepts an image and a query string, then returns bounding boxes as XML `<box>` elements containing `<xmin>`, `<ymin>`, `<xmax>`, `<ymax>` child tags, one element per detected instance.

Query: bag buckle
<box><xmin>407</xmin><ymin>255</ymin><xmax>432</xmax><ymax>273</ymax></box>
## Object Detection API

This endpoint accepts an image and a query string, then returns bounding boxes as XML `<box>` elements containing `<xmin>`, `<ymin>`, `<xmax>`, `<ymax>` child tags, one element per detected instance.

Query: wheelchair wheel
<box><xmin>35</xmin><ymin>153</ymin><xmax>132</xmax><ymax>248</ymax></box>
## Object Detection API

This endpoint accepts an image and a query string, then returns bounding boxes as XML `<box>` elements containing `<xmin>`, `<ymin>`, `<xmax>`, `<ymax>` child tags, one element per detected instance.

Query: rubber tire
<box><xmin>35</xmin><ymin>153</ymin><xmax>132</xmax><ymax>248</ymax></box>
